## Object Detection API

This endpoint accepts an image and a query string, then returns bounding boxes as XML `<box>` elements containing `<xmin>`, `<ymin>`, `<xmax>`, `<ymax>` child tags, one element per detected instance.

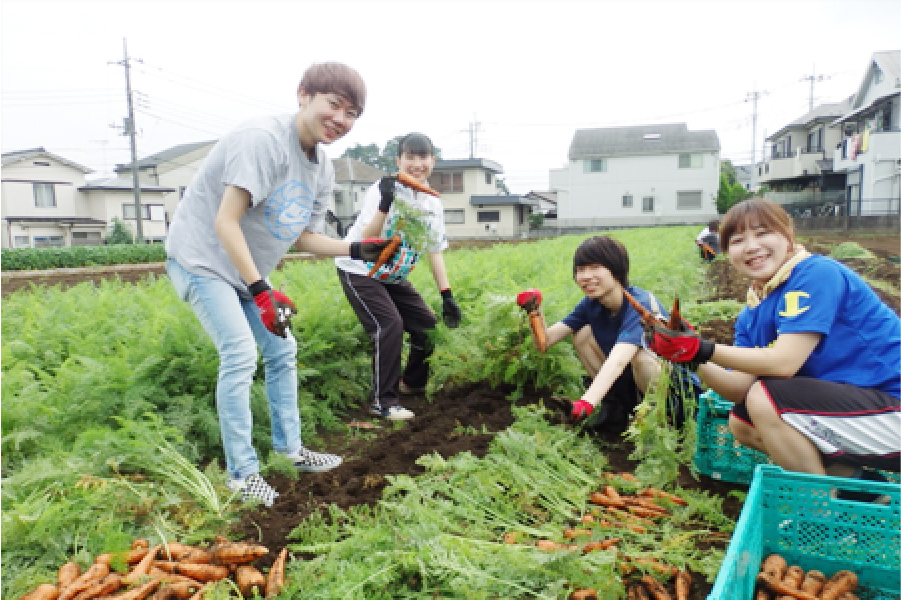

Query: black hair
<box><xmin>572</xmin><ymin>235</ymin><xmax>630</xmax><ymax>287</ymax></box>
<box><xmin>397</xmin><ymin>132</ymin><xmax>435</xmax><ymax>157</ymax></box>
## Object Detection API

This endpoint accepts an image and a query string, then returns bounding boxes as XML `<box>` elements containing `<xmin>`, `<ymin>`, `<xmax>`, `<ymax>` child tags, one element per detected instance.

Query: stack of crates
<box><xmin>693</xmin><ymin>390</ymin><xmax>773</xmax><ymax>484</ymax></box>
<box><xmin>709</xmin><ymin>465</ymin><xmax>900</xmax><ymax>600</ymax></box>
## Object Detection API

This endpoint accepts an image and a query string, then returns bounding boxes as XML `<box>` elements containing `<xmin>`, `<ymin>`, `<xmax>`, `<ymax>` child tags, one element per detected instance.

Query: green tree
<box><xmin>720</xmin><ymin>159</ymin><xmax>738</xmax><ymax>186</ymax></box>
<box><xmin>106</xmin><ymin>217</ymin><xmax>134</xmax><ymax>245</ymax></box>
<box><xmin>341</xmin><ymin>136</ymin><xmax>443</xmax><ymax>173</ymax></box>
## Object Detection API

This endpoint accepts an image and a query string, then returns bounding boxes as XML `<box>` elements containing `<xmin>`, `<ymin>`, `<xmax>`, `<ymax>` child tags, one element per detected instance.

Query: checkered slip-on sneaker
<box><xmin>285</xmin><ymin>447</ymin><xmax>342</xmax><ymax>473</ymax></box>
<box><xmin>226</xmin><ymin>473</ymin><xmax>279</xmax><ymax>508</ymax></box>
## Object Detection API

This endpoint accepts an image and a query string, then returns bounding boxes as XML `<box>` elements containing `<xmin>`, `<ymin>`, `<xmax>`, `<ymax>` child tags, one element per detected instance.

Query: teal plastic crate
<box><xmin>709</xmin><ymin>465</ymin><xmax>901</xmax><ymax>600</ymax></box>
<box><xmin>694</xmin><ymin>390</ymin><xmax>774</xmax><ymax>484</ymax></box>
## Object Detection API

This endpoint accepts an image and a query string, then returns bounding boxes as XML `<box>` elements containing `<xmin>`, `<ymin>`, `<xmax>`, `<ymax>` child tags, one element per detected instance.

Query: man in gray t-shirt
<box><xmin>165</xmin><ymin>63</ymin><xmax>395</xmax><ymax>507</ymax></box>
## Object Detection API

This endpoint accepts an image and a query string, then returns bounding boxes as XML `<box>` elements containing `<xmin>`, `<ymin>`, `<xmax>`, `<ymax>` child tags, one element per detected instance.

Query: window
<box><xmin>13</xmin><ymin>235</ymin><xmax>30</xmax><ymax>248</ymax></box>
<box><xmin>122</xmin><ymin>203</ymin><xmax>164</xmax><ymax>220</ymax></box>
<box><xmin>622</xmin><ymin>194</ymin><xmax>633</xmax><ymax>208</ymax></box>
<box><xmin>676</xmin><ymin>190</ymin><xmax>703</xmax><ymax>209</ymax></box>
<box><xmin>678</xmin><ymin>153</ymin><xmax>702</xmax><ymax>168</ymax></box>
<box><xmin>33</xmin><ymin>235</ymin><xmax>64</xmax><ymax>247</ymax></box>
<box><xmin>485</xmin><ymin>172</ymin><xmax>492</xmax><ymax>185</ymax></box>
<box><xmin>179</xmin><ymin>186</ymin><xmax>187</xmax><ymax>199</ymax></box>
<box><xmin>444</xmin><ymin>209</ymin><xmax>465</xmax><ymax>224</ymax></box>
<box><xmin>433</xmin><ymin>172</ymin><xmax>463</xmax><ymax>193</ymax></box>
<box><xmin>72</xmin><ymin>231</ymin><xmax>102</xmax><ymax>246</ymax></box>
<box><xmin>583</xmin><ymin>158</ymin><xmax>606</xmax><ymax>173</ymax></box>
<box><xmin>642</xmin><ymin>196</ymin><xmax>655</xmax><ymax>213</ymax></box>
<box><xmin>807</xmin><ymin>128</ymin><xmax>822</xmax><ymax>152</ymax></box>
<box><xmin>476</xmin><ymin>211</ymin><xmax>500</xmax><ymax>223</ymax></box>
<box><xmin>33</xmin><ymin>182</ymin><xmax>56</xmax><ymax>207</ymax></box>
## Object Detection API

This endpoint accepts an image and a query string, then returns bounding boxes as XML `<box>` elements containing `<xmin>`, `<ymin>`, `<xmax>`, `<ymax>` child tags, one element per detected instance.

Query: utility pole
<box><xmin>466</xmin><ymin>116</ymin><xmax>481</xmax><ymax>159</ymax></box>
<box><xmin>115</xmin><ymin>38</ymin><xmax>143</xmax><ymax>243</ymax></box>
<box><xmin>800</xmin><ymin>65</ymin><xmax>828</xmax><ymax>112</ymax></box>
<box><xmin>745</xmin><ymin>90</ymin><xmax>762</xmax><ymax>192</ymax></box>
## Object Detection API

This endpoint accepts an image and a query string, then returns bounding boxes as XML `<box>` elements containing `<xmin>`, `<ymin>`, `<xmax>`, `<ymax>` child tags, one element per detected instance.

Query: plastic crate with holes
<box><xmin>708</xmin><ymin>465</ymin><xmax>901</xmax><ymax>600</ymax></box>
<box><xmin>693</xmin><ymin>390</ymin><xmax>774</xmax><ymax>484</ymax></box>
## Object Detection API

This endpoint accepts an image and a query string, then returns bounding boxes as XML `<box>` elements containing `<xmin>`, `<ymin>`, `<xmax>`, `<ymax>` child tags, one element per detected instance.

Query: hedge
<box><xmin>1</xmin><ymin>244</ymin><xmax>167</xmax><ymax>271</ymax></box>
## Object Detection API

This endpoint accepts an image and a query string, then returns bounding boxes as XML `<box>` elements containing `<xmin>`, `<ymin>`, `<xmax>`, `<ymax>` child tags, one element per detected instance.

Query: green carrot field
<box><xmin>2</xmin><ymin>226</ymin><xmax>732</xmax><ymax>598</ymax></box>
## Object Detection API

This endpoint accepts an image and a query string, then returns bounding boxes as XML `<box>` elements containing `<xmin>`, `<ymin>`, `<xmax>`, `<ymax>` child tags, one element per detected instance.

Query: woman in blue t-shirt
<box><xmin>647</xmin><ymin>198</ymin><xmax>900</xmax><ymax>479</ymax></box>
<box><xmin>519</xmin><ymin>236</ymin><xmax>699</xmax><ymax>432</ymax></box>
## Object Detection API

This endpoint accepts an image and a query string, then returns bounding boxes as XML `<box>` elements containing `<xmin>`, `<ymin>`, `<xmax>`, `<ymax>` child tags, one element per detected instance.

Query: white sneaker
<box><xmin>369</xmin><ymin>404</ymin><xmax>415</xmax><ymax>421</ymax></box>
<box><xmin>227</xmin><ymin>473</ymin><xmax>279</xmax><ymax>507</ymax></box>
<box><xmin>284</xmin><ymin>447</ymin><xmax>342</xmax><ymax>473</ymax></box>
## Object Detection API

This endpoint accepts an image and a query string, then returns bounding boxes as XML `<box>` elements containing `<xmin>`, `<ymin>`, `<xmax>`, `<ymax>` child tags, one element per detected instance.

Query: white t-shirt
<box><xmin>166</xmin><ymin>113</ymin><xmax>332</xmax><ymax>292</ymax></box>
<box><xmin>335</xmin><ymin>178</ymin><xmax>448</xmax><ymax>283</ymax></box>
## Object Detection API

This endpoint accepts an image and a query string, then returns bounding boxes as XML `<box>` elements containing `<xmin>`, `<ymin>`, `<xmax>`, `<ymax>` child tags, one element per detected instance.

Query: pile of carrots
<box><xmin>755</xmin><ymin>553</ymin><xmax>862</xmax><ymax>600</ymax></box>
<box><xmin>20</xmin><ymin>537</ymin><xmax>289</xmax><ymax>600</ymax></box>
<box><xmin>505</xmin><ymin>473</ymin><xmax>697</xmax><ymax>600</ymax></box>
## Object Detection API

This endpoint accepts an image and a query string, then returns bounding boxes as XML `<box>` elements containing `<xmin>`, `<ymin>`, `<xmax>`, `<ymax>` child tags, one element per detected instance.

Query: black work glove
<box><xmin>378</xmin><ymin>176</ymin><xmax>397</xmax><ymax>213</ymax></box>
<box><xmin>350</xmin><ymin>237</ymin><xmax>393</xmax><ymax>262</ymax></box>
<box><xmin>249</xmin><ymin>280</ymin><xmax>296</xmax><ymax>338</ymax></box>
<box><xmin>645</xmin><ymin>322</ymin><xmax>714</xmax><ymax>370</ymax></box>
<box><xmin>440</xmin><ymin>288</ymin><xmax>462</xmax><ymax>328</ymax></box>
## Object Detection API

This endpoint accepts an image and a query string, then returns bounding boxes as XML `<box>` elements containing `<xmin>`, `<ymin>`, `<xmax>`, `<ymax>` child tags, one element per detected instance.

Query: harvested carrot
<box><xmin>71</xmin><ymin>572</ymin><xmax>121</xmax><ymax>600</ymax></box>
<box><xmin>781</xmin><ymin>565</ymin><xmax>805</xmax><ymax>590</ymax></box>
<box><xmin>819</xmin><ymin>571</ymin><xmax>859</xmax><ymax>600</ymax></box>
<box><xmin>20</xmin><ymin>583</ymin><xmax>59</xmax><ymax>600</ymax></box>
<box><xmin>151</xmin><ymin>581</ymin><xmax>203</xmax><ymax>600</ymax></box>
<box><xmin>588</xmin><ymin>491</ymin><xmax>626</xmax><ymax>509</ymax></box>
<box><xmin>606</xmin><ymin>506</ymin><xmax>656</xmax><ymax>526</ymax></box>
<box><xmin>58</xmin><ymin>562</ymin><xmax>81</xmax><ymax>588</ymax></box>
<box><xmin>627</xmin><ymin>497</ymin><xmax>669</xmax><ymax>514</ymax></box>
<box><xmin>536</xmin><ymin>539</ymin><xmax>577</xmax><ymax>552</ymax></box>
<box><xmin>582</xmin><ymin>538</ymin><xmax>621</xmax><ymax>554</ymax></box>
<box><xmin>236</xmin><ymin>565</ymin><xmax>267</xmax><ymax>598</ymax></box>
<box><xmin>604</xmin><ymin>485</ymin><xmax>623</xmax><ymax>502</ymax></box>
<box><xmin>166</xmin><ymin>563</ymin><xmax>229</xmax><ymax>583</ymax></box>
<box><xmin>627</xmin><ymin>505</ymin><xmax>667</xmax><ymax>519</ymax></box>
<box><xmin>580</xmin><ymin>514</ymin><xmax>595</xmax><ymax>525</ymax></box>
<box><xmin>209</xmin><ymin>541</ymin><xmax>269</xmax><ymax>565</ymax></box>
<box><xmin>147</xmin><ymin>566</ymin><xmax>202</xmax><ymax>585</ymax></box>
<box><xmin>528</xmin><ymin>309</ymin><xmax>548</xmax><ymax>353</ymax></box>
<box><xmin>834</xmin><ymin>593</ymin><xmax>859</xmax><ymax>600</ymax></box>
<box><xmin>629</xmin><ymin>557</ymin><xmax>679</xmax><ymax>577</ymax></box>
<box><xmin>754</xmin><ymin>589</ymin><xmax>774</xmax><ymax>600</ymax></box>
<box><xmin>674</xmin><ymin>569</ymin><xmax>691</xmax><ymax>600</ymax></box>
<box><xmin>118</xmin><ymin>547</ymin><xmax>150</xmax><ymax>565</ymax></box>
<box><xmin>396</xmin><ymin>171</ymin><xmax>440</xmax><ymax>197</ymax></box>
<box><xmin>755</xmin><ymin>573</ymin><xmax>818</xmax><ymax>600</ymax></box>
<box><xmin>562</xmin><ymin>528</ymin><xmax>593</xmax><ymax>539</ymax></box>
<box><xmin>123</xmin><ymin>544</ymin><xmax>160</xmax><ymax>585</ymax></box>
<box><xmin>59</xmin><ymin>563</ymin><xmax>109</xmax><ymax>600</ymax></box>
<box><xmin>640</xmin><ymin>574</ymin><xmax>674</xmax><ymax>600</ymax></box>
<box><xmin>568</xmin><ymin>588</ymin><xmax>598</xmax><ymax>600</ymax></box>
<box><xmin>640</xmin><ymin>487</ymin><xmax>688</xmax><ymax>506</ymax></box>
<box><xmin>758</xmin><ymin>554</ymin><xmax>788</xmax><ymax>582</ymax></box>
<box><xmin>622</xmin><ymin>289</ymin><xmax>657</xmax><ymax>327</ymax></box>
<box><xmin>366</xmin><ymin>234</ymin><xmax>402</xmax><ymax>277</ymax></box>
<box><xmin>265</xmin><ymin>547</ymin><xmax>288</xmax><ymax>599</ymax></box>
<box><xmin>174</xmin><ymin>548</ymin><xmax>212</xmax><ymax>565</ymax></box>
<box><xmin>132</xmin><ymin>539</ymin><xmax>150</xmax><ymax>550</ymax></box>
<box><xmin>93</xmin><ymin>554</ymin><xmax>112</xmax><ymax>566</ymax></box>
<box><xmin>160</xmin><ymin>542</ymin><xmax>196</xmax><ymax>562</ymax></box>
<box><xmin>628</xmin><ymin>584</ymin><xmax>651</xmax><ymax>600</ymax></box>
<box><xmin>667</xmin><ymin>296</ymin><xmax>683</xmax><ymax>331</ymax></box>
<box><xmin>799</xmin><ymin>570</ymin><xmax>826</xmax><ymax>596</ymax></box>
<box><xmin>112</xmin><ymin>578</ymin><xmax>160</xmax><ymax>600</ymax></box>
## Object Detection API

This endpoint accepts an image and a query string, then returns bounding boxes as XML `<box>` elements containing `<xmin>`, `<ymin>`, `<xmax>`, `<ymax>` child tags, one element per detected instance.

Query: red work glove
<box><xmin>516</xmin><ymin>288</ymin><xmax>542</xmax><ymax>313</ymax></box>
<box><xmin>645</xmin><ymin>322</ymin><xmax>714</xmax><ymax>370</ymax></box>
<box><xmin>249</xmin><ymin>280</ymin><xmax>297</xmax><ymax>338</ymax></box>
<box><xmin>571</xmin><ymin>399</ymin><xmax>594</xmax><ymax>422</ymax></box>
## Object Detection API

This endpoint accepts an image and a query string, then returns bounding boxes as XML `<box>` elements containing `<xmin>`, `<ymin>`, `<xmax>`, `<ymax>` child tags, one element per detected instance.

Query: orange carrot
<box><xmin>58</xmin><ymin>562</ymin><xmax>81</xmax><ymax>588</ymax></box>
<box><xmin>580</xmin><ymin>514</ymin><xmax>595</xmax><ymax>525</ymax></box>
<box><xmin>606</xmin><ymin>506</ymin><xmax>656</xmax><ymax>526</ymax></box>
<box><xmin>799</xmin><ymin>570</ymin><xmax>826</xmax><ymax>596</ymax></box>
<box><xmin>265</xmin><ymin>547</ymin><xmax>288</xmax><ymax>599</ymax></box>
<box><xmin>235</xmin><ymin>565</ymin><xmax>266</xmax><ymax>598</ymax></box>
<box><xmin>568</xmin><ymin>588</ymin><xmax>598</xmax><ymax>600</ymax></box>
<box><xmin>582</xmin><ymin>538</ymin><xmax>621</xmax><ymax>554</ymax></box>
<box><xmin>640</xmin><ymin>487</ymin><xmax>688</xmax><ymax>506</ymax></box>
<box><xmin>819</xmin><ymin>571</ymin><xmax>859</xmax><ymax>600</ymax></box>
<box><xmin>396</xmin><ymin>171</ymin><xmax>440</xmax><ymax>197</ymax></box>
<box><xmin>111</xmin><ymin>578</ymin><xmax>160</xmax><ymax>600</ymax></box>
<box><xmin>622</xmin><ymin>289</ymin><xmax>657</xmax><ymax>327</ymax></box>
<box><xmin>71</xmin><ymin>572</ymin><xmax>121</xmax><ymax>600</ymax></box>
<box><xmin>20</xmin><ymin>583</ymin><xmax>59</xmax><ymax>600</ymax></box>
<box><xmin>617</xmin><ymin>472</ymin><xmax>639</xmax><ymax>482</ymax></box>
<box><xmin>536</xmin><ymin>539</ymin><xmax>578</xmax><ymax>552</ymax></box>
<box><xmin>93</xmin><ymin>554</ymin><xmax>112</xmax><ymax>566</ymax></box>
<box><xmin>630</xmin><ymin>557</ymin><xmax>679</xmax><ymax>577</ymax></box>
<box><xmin>366</xmin><ymin>235</ymin><xmax>402</xmax><ymax>277</ymax></box>
<box><xmin>604</xmin><ymin>486</ymin><xmax>623</xmax><ymax>503</ymax></box>
<box><xmin>667</xmin><ymin>296</ymin><xmax>683</xmax><ymax>331</ymax></box>
<box><xmin>627</xmin><ymin>505</ymin><xmax>667</xmax><ymax>519</ymax></box>
<box><xmin>147</xmin><ymin>566</ymin><xmax>201</xmax><ymax>585</ymax></box>
<box><xmin>209</xmin><ymin>541</ymin><xmax>269</xmax><ymax>565</ymax></box>
<box><xmin>640</xmin><ymin>574</ymin><xmax>674</xmax><ymax>600</ymax></box>
<box><xmin>759</xmin><ymin>554</ymin><xmax>788</xmax><ymax>581</ymax></box>
<box><xmin>166</xmin><ymin>563</ymin><xmax>229</xmax><ymax>583</ymax></box>
<box><xmin>562</xmin><ymin>528</ymin><xmax>593</xmax><ymax>539</ymax></box>
<box><xmin>755</xmin><ymin>573</ymin><xmax>818</xmax><ymax>600</ymax></box>
<box><xmin>527</xmin><ymin>309</ymin><xmax>548</xmax><ymax>353</ymax></box>
<box><xmin>674</xmin><ymin>569</ymin><xmax>691</xmax><ymax>600</ymax></box>
<box><xmin>781</xmin><ymin>566</ymin><xmax>805</xmax><ymax>590</ymax></box>
<box><xmin>150</xmin><ymin>581</ymin><xmax>203</xmax><ymax>600</ymax></box>
<box><xmin>123</xmin><ymin>544</ymin><xmax>160</xmax><ymax>585</ymax></box>
<box><xmin>588</xmin><ymin>492</ymin><xmax>626</xmax><ymax>509</ymax></box>
<box><xmin>160</xmin><ymin>542</ymin><xmax>196</xmax><ymax>562</ymax></box>
<box><xmin>59</xmin><ymin>563</ymin><xmax>110</xmax><ymax>600</ymax></box>
<box><xmin>132</xmin><ymin>539</ymin><xmax>150</xmax><ymax>550</ymax></box>
<box><xmin>628</xmin><ymin>583</ymin><xmax>651</xmax><ymax>600</ymax></box>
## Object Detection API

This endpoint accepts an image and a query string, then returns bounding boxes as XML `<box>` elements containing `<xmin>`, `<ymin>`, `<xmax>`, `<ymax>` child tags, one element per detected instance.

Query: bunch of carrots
<box><xmin>755</xmin><ymin>554</ymin><xmax>861</xmax><ymax>600</ymax></box>
<box><xmin>505</xmin><ymin>473</ymin><xmax>696</xmax><ymax>600</ymax></box>
<box><xmin>20</xmin><ymin>537</ymin><xmax>289</xmax><ymax>600</ymax></box>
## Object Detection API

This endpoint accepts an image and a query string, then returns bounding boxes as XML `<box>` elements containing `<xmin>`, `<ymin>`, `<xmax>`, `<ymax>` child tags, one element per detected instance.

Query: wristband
<box><xmin>248</xmin><ymin>280</ymin><xmax>271</xmax><ymax>296</ymax></box>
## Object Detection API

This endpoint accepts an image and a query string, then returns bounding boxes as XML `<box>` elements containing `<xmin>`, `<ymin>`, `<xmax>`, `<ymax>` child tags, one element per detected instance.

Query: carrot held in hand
<box><xmin>366</xmin><ymin>235</ymin><xmax>402</xmax><ymax>277</ymax></box>
<box><xmin>397</xmin><ymin>171</ymin><xmax>440</xmax><ymax>197</ymax></box>
<box><xmin>516</xmin><ymin>288</ymin><xmax>547</xmax><ymax>353</ymax></box>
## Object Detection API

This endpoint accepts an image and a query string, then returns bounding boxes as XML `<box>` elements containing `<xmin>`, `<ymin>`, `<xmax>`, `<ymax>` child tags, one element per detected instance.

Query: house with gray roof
<box><xmin>549</xmin><ymin>123</ymin><xmax>720</xmax><ymax>227</ymax></box>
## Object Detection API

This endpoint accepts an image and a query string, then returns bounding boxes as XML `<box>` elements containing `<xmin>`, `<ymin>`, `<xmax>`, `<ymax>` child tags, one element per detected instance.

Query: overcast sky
<box><xmin>2</xmin><ymin>0</ymin><xmax>899</xmax><ymax>193</ymax></box>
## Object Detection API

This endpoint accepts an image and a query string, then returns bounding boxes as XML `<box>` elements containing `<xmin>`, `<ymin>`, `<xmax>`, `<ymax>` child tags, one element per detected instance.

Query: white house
<box><xmin>550</xmin><ymin>123</ymin><xmax>720</xmax><ymax>228</ymax></box>
<box><xmin>830</xmin><ymin>50</ymin><xmax>900</xmax><ymax>215</ymax></box>
<box><xmin>331</xmin><ymin>157</ymin><xmax>386</xmax><ymax>232</ymax></box>
<box><xmin>430</xmin><ymin>158</ymin><xmax>537</xmax><ymax>238</ymax></box>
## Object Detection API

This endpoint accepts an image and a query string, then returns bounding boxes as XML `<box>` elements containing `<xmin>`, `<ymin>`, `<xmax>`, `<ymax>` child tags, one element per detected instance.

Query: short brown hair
<box><xmin>720</xmin><ymin>198</ymin><xmax>795</xmax><ymax>253</ymax></box>
<box><xmin>298</xmin><ymin>62</ymin><xmax>366</xmax><ymax>114</ymax></box>
<box><xmin>572</xmin><ymin>235</ymin><xmax>630</xmax><ymax>287</ymax></box>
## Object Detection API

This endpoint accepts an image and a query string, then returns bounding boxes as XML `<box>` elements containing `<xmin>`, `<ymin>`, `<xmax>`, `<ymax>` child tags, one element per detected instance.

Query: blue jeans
<box><xmin>166</xmin><ymin>258</ymin><xmax>301</xmax><ymax>479</ymax></box>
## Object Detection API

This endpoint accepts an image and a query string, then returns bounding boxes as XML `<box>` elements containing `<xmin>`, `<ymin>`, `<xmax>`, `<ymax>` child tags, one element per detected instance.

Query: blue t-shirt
<box><xmin>734</xmin><ymin>254</ymin><xmax>900</xmax><ymax>397</ymax></box>
<box><xmin>562</xmin><ymin>286</ymin><xmax>662</xmax><ymax>355</ymax></box>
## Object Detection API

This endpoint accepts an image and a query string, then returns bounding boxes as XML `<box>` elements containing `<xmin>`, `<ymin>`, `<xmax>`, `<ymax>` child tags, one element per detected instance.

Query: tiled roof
<box><xmin>569</xmin><ymin>123</ymin><xmax>720</xmax><ymax>159</ymax></box>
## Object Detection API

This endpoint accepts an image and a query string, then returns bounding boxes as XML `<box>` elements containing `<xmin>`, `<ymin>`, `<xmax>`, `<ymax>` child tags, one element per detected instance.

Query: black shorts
<box><xmin>731</xmin><ymin>377</ymin><xmax>901</xmax><ymax>472</ymax></box>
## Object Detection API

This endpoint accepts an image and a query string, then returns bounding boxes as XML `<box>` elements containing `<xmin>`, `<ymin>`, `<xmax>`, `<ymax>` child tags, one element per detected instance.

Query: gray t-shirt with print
<box><xmin>166</xmin><ymin>113</ymin><xmax>331</xmax><ymax>293</ymax></box>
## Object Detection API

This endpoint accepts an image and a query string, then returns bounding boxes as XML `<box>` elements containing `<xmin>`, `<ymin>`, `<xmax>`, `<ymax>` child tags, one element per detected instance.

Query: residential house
<box><xmin>430</xmin><ymin>158</ymin><xmax>537</xmax><ymax>238</ymax></box>
<box><xmin>2</xmin><ymin>147</ymin><xmax>176</xmax><ymax>248</ymax></box>
<box><xmin>830</xmin><ymin>50</ymin><xmax>900</xmax><ymax>215</ymax></box>
<box><xmin>733</xmin><ymin>164</ymin><xmax>755</xmax><ymax>192</ymax></box>
<box><xmin>331</xmin><ymin>157</ymin><xmax>386</xmax><ymax>233</ymax></box>
<box><xmin>549</xmin><ymin>123</ymin><xmax>720</xmax><ymax>229</ymax></box>
<box><xmin>524</xmin><ymin>191</ymin><xmax>558</xmax><ymax>217</ymax></box>
<box><xmin>758</xmin><ymin>96</ymin><xmax>854</xmax><ymax>211</ymax></box>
